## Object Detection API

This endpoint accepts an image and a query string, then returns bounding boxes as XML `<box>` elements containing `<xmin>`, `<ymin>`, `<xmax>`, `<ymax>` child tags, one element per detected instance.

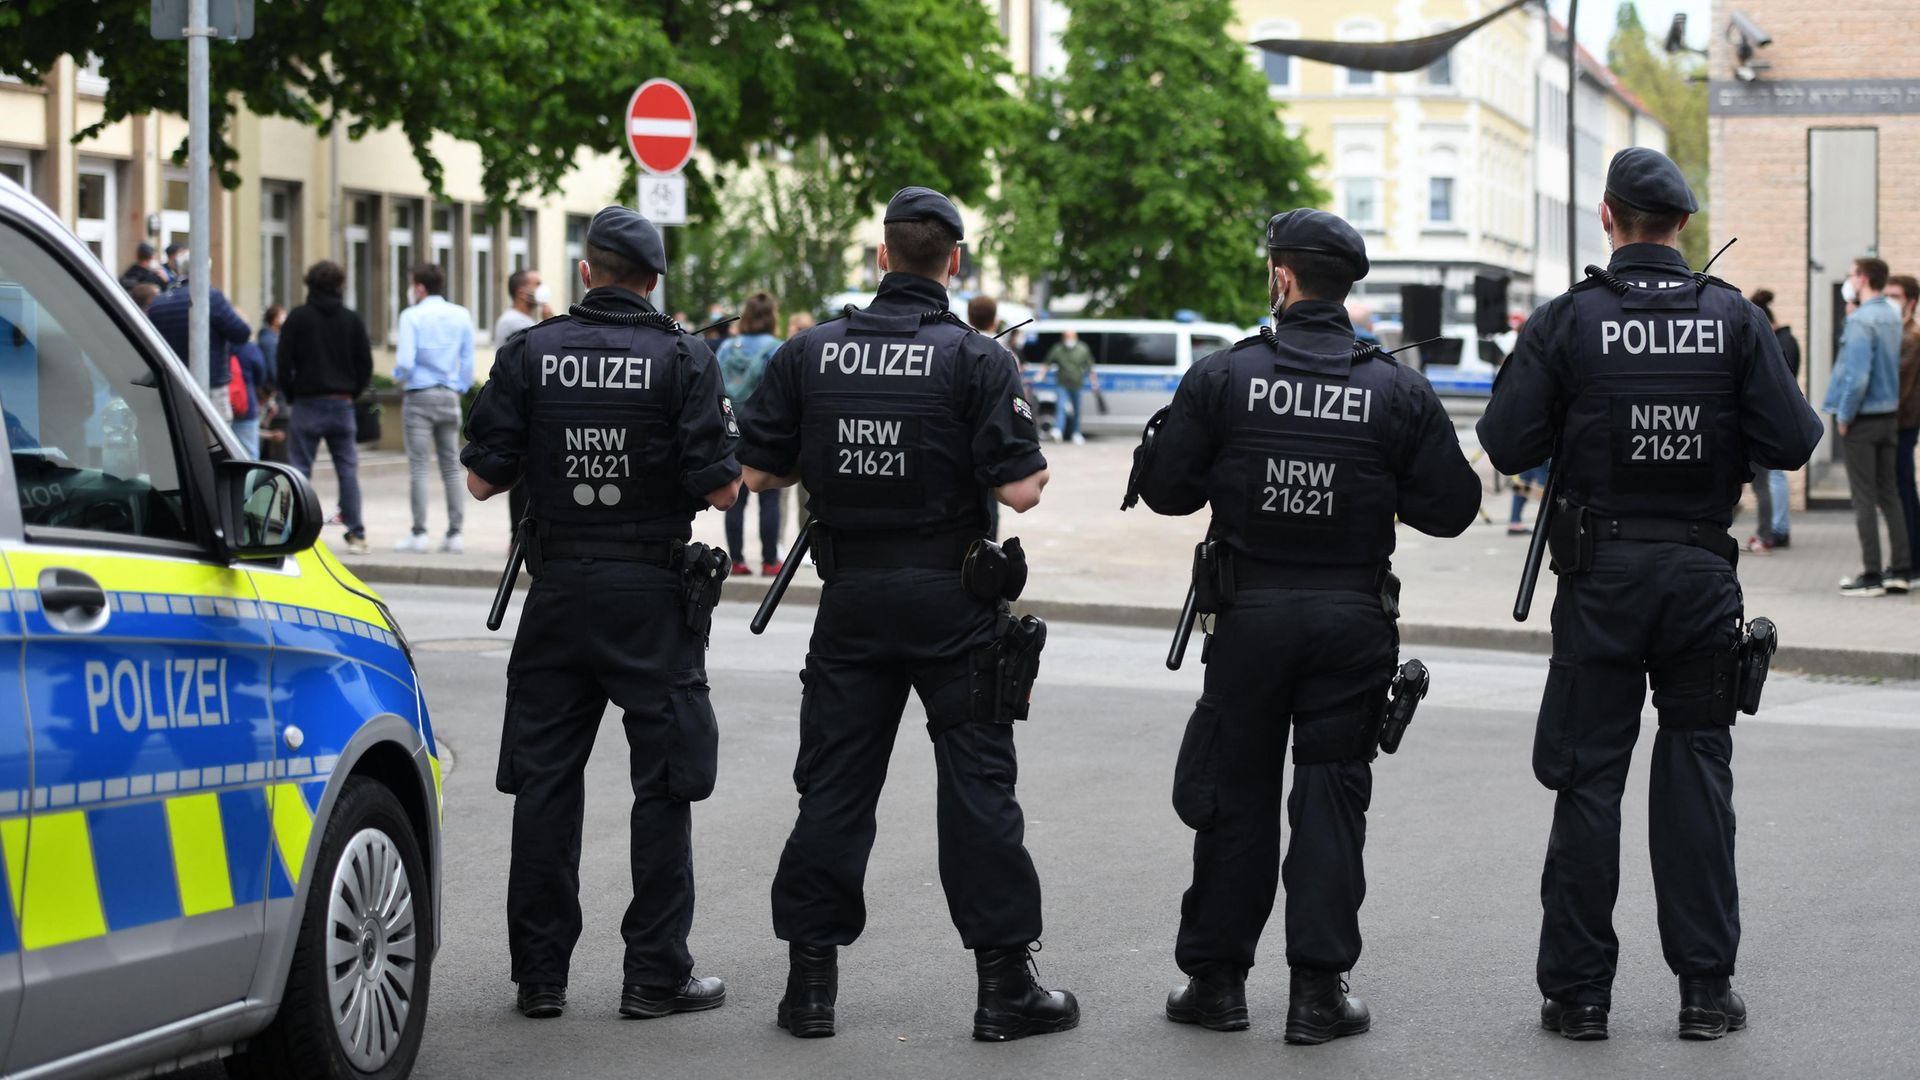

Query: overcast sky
<box><xmin>1551</xmin><ymin>0</ymin><xmax>1713</xmax><ymax>53</ymax></box>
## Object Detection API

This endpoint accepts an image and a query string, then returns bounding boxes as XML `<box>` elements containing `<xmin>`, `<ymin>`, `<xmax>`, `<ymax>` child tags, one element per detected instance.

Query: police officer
<box><xmin>736</xmin><ymin>186</ymin><xmax>1078</xmax><ymax>1042</ymax></box>
<box><xmin>461</xmin><ymin>206</ymin><xmax>740</xmax><ymax>1021</ymax></box>
<box><xmin>1477</xmin><ymin>149</ymin><xmax>1823</xmax><ymax>1041</ymax></box>
<box><xmin>1130</xmin><ymin>209</ymin><xmax>1481</xmax><ymax>1042</ymax></box>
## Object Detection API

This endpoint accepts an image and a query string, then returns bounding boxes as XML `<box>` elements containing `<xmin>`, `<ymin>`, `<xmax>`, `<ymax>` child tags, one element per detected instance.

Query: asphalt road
<box><xmin>257</xmin><ymin>585</ymin><xmax>1920</xmax><ymax>1079</ymax></box>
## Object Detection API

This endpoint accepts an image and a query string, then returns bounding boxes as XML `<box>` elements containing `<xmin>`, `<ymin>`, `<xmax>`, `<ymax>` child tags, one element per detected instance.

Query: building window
<box><xmin>159</xmin><ymin>166</ymin><xmax>192</xmax><ymax>258</ymax></box>
<box><xmin>0</xmin><ymin>148</ymin><xmax>32</xmax><ymax>191</ymax></box>
<box><xmin>430</xmin><ymin>203</ymin><xmax>456</xmax><ymax>300</ymax></box>
<box><xmin>1337</xmin><ymin>19</ymin><xmax>1383</xmax><ymax>92</ymax></box>
<box><xmin>387</xmin><ymin>199</ymin><xmax>420</xmax><ymax>338</ymax></box>
<box><xmin>469</xmin><ymin>206</ymin><xmax>495</xmax><ymax>334</ymax></box>
<box><xmin>75</xmin><ymin>159</ymin><xmax>117</xmax><ymax>265</ymax></box>
<box><xmin>1426</xmin><ymin>52</ymin><xmax>1452</xmax><ymax>87</ymax></box>
<box><xmin>260</xmin><ymin>181</ymin><xmax>297</xmax><ymax>313</ymax></box>
<box><xmin>564</xmin><ymin>213</ymin><xmax>589</xmax><ymax>305</ymax></box>
<box><xmin>507</xmin><ymin>208</ymin><xmax>533</xmax><ymax>274</ymax></box>
<box><xmin>1249</xmin><ymin>20</ymin><xmax>1298</xmax><ymax>95</ymax></box>
<box><xmin>1429</xmin><ymin>178</ymin><xmax>1455</xmax><ymax>224</ymax></box>
<box><xmin>1342</xmin><ymin>178</ymin><xmax>1382</xmax><ymax>230</ymax></box>
<box><xmin>344</xmin><ymin>194</ymin><xmax>375</xmax><ymax>317</ymax></box>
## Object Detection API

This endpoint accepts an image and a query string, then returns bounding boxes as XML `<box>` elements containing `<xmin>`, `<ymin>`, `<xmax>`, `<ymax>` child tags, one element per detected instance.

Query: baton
<box><xmin>751</xmin><ymin>521</ymin><xmax>813</xmax><ymax>635</ymax></box>
<box><xmin>1512</xmin><ymin>460</ymin><xmax>1560</xmax><ymax>623</ymax></box>
<box><xmin>487</xmin><ymin>519</ymin><xmax>527</xmax><ymax>632</ymax></box>
<box><xmin>1167</xmin><ymin>582</ymin><xmax>1200</xmax><ymax>671</ymax></box>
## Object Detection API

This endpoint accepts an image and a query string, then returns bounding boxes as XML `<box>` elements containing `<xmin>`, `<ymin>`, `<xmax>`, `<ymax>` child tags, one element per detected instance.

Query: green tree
<box><xmin>988</xmin><ymin>0</ymin><xmax>1323</xmax><ymax>322</ymax></box>
<box><xmin>746</xmin><ymin>145</ymin><xmax>868</xmax><ymax>319</ymax></box>
<box><xmin>1608</xmin><ymin>2</ymin><xmax>1710</xmax><ymax>266</ymax></box>
<box><xmin>0</xmin><ymin>0</ymin><xmax>1015</xmax><ymax>205</ymax></box>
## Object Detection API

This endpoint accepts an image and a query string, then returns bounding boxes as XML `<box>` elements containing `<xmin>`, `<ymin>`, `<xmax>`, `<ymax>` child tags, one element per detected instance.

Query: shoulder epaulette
<box><xmin>1693</xmin><ymin>273</ymin><xmax>1739</xmax><ymax>293</ymax></box>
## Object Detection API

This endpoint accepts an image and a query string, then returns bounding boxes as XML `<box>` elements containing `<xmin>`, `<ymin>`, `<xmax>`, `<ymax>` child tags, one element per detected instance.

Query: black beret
<box><xmin>587</xmin><ymin>206</ymin><xmax>666</xmax><ymax>275</ymax></box>
<box><xmin>1605</xmin><ymin>147</ymin><xmax>1698</xmax><ymax>214</ymax></box>
<box><xmin>1266</xmin><ymin>208</ymin><xmax>1370</xmax><ymax>281</ymax></box>
<box><xmin>883</xmin><ymin>186</ymin><xmax>964</xmax><ymax>241</ymax></box>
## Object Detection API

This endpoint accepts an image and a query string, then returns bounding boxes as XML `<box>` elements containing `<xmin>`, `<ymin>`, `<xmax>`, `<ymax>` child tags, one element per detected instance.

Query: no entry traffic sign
<box><xmin>626</xmin><ymin>79</ymin><xmax>697</xmax><ymax>176</ymax></box>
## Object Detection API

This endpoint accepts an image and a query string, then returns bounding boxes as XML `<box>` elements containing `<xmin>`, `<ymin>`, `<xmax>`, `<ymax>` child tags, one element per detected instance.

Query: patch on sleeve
<box><xmin>1013</xmin><ymin>396</ymin><xmax>1034</xmax><ymax>423</ymax></box>
<box><xmin>721</xmin><ymin>396</ymin><xmax>740</xmax><ymax>438</ymax></box>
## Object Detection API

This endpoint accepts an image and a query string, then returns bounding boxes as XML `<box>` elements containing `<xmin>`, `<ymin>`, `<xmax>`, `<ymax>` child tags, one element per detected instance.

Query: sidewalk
<box><xmin>311</xmin><ymin>431</ymin><xmax>1920</xmax><ymax>680</ymax></box>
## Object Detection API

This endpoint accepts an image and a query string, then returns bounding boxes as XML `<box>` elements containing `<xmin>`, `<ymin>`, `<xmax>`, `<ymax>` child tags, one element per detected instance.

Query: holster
<box><xmin>1121</xmin><ymin>405</ymin><xmax>1171</xmax><ymax>511</ymax></box>
<box><xmin>1736</xmin><ymin>616</ymin><xmax>1777</xmax><ymax>716</ymax></box>
<box><xmin>1546</xmin><ymin>501</ymin><xmax>1592</xmax><ymax>574</ymax></box>
<box><xmin>1377</xmin><ymin>657</ymin><xmax>1430</xmax><ymax>755</ymax></box>
<box><xmin>1191</xmin><ymin>539</ymin><xmax>1234</xmax><ymax>614</ymax></box>
<box><xmin>962</xmin><ymin>536</ymin><xmax>1030</xmax><ymax>603</ymax></box>
<box><xmin>678</xmin><ymin>542</ymin><xmax>730</xmax><ymax>644</ymax></box>
<box><xmin>970</xmin><ymin>611</ymin><xmax>1048</xmax><ymax>724</ymax></box>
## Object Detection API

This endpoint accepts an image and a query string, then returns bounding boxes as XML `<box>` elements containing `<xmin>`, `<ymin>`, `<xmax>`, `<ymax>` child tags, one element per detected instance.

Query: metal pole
<box><xmin>186</xmin><ymin>0</ymin><xmax>212</xmax><ymax>391</ymax></box>
<box><xmin>1566</xmin><ymin>0</ymin><xmax>1579</xmax><ymax>287</ymax></box>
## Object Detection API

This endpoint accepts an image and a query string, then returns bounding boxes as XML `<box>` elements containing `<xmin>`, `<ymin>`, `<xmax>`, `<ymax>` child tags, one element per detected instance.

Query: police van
<box><xmin>1017</xmin><ymin>319</ymin><xmax>1245</xmax><ymax>435</ymax></box>
<box><xmin>0</xmin><ymin>176</ymin><xmax>441</xmax><ymax>1078</ymax></box>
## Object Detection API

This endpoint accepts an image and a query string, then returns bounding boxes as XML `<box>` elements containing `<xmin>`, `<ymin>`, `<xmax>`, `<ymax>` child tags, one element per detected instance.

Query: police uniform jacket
<box><xmin>1477</xmin><ymin>244</ymin><xmax>1823</xmax><ymax>526</ymax></box>
<box><xmin>735</xmin><ymin>272</ymin><xmax>1045</xmax><ymax>538</ymax></box>
<box><xmin>1137</xmin><ymin>300</ymin><xmax>1481</xmax><ymax>570</ymax></box>
<box><xmin>460</xmin><ymin>286</ymin><xmax>740</xmax><ymax>543</ymax></box>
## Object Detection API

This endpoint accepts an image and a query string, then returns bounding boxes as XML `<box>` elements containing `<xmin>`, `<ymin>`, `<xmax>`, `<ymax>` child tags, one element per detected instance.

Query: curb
<box><xmin>347</xmin><ymin>561</ymin><xmax>1920</xmax><ymax>683</ymax></box>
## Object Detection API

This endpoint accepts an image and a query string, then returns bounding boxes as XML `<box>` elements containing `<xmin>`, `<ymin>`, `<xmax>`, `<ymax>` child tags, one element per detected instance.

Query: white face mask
<box><xmin>1842</xmin><ymin>277</ymin><xmax>1859</xmax><ymax>304</ymax></box>
<box><xmin>532</xmin><ymin>284</ymin><xmax>552</xmax><ymax>306</ymax></box>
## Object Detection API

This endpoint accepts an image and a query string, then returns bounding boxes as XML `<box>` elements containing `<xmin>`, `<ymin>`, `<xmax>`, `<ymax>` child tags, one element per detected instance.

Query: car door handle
<box><xmin>39</xmin><ymin>568</ymin><xmax>107</xmax><ymax>614</ymax></box>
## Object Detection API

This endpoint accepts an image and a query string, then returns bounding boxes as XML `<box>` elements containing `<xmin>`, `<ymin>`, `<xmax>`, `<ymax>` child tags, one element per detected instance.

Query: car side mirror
<box><xmin>217</xmin><ymin>459</ymin><xmax>322</xmax><ymax>559</ymax></box>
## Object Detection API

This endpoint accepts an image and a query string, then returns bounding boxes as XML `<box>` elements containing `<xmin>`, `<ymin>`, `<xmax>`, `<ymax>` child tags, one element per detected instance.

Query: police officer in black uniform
<box><xmin>461</xmin><ymin>206</ymin><xmax>740</xmax><ymax>1021</ymax></box>
<box><xmin>1131</xmin><ymin>209</ymin><xmax>1480</xmax><ymax>1043</ymax></box>
<box><xmin>736</xmin><ymin>186</ymin><xmax>1078</xmax><ymax>1042</ymax></box>
<box><xmin>1477</xmin><ymin>149</ymin><xmax>1823</xmax><ymax>1041</ymax></box>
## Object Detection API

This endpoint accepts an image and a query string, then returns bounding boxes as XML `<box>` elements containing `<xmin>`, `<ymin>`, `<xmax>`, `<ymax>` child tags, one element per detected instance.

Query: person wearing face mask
<box><xmin>496</xmin><ymin>268</ymin><xmax>553</xmax><ymax>344</ymax></box>
<box><xmin>1127</xmin><ymin>209</ymin><xmax>1479</xmax><ymax>1044</ymax></box>
<box><xmin>393</xmin><ymin>263</ymin><xmax>477</xmax><ymax>553</ymax></box>
<box><xmin>1823</xmin><ymin>257</ymin><xmax>1910</xmax><ymax>596</ymax></box>
<box><xmin>1479</xmin><ymin>148</ymin><xmax>1823</xmax><ymax>1042</ymax></box>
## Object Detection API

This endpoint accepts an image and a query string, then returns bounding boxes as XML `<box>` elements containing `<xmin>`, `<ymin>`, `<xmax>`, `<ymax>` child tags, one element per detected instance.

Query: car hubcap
<box><xmin>327</xmin><ymin>827</ymin><xmax>417</xmax><ymax>1071</ymax></box>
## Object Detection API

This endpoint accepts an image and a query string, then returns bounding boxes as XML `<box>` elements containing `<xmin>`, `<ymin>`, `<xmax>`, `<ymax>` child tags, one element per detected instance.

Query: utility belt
<box><xmin>812</xmin><ymin>523</ymin><xmax>982</xmax><ymax>580</ymax></box>
<box><xmin>1548</xmin><ymin>504</ymin><xmax>1739</xmax><ymax>573</ymax></box>
<box><xmin>524</xmin><ymin>524</ymin><xmax>730</xmax><ymax>643</ymax></box>
<box><xmin>1192</xmin><ymin>543</ymin><xmax>1399</xmax><ymax>620</ymax></box>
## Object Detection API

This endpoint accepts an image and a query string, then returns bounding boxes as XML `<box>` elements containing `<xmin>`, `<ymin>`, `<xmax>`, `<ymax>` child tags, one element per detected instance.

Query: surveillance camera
<box><xmin>1729</xmin><ymin>11</ymin><xmax>1772</xmax><ymax>49</ymax></box>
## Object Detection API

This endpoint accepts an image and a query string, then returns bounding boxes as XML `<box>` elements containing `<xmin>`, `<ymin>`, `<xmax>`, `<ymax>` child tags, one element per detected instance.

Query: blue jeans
<box><xmin>288</xmin><ymin>398</ymin><xmax>364</xmax><ymax>538</ymax></box>
<box><xmin>1510</xmin><ymin>464</ymin><xmax>1550</xmax><ymax>524</ymax></box>
<box><xmin>230</xmin><ymin>417</ymin><xmax>260</xmax><ymax>459</ymax></box>
<box><xmin>1055</xmin><ymin>384</ymin><xmax>1085</xmax><ymax>439</ymax></box>
<box><xmin>1750</xmin><ymin>466</ymin><xmax>1791</xmax><ymax>542</ymax></box>
<box><xmin>725</xmin><ymin>487</ymin><xmax>783</xmax><ymax>566</ymax></box>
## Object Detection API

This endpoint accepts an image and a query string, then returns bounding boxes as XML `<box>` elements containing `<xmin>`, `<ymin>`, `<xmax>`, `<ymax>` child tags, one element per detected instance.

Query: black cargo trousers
<box><xmin>1173</xmin><ymin>587</ymin><xmax>1397</xmax><ymax>980</ymax></box>
<box><xmin>499</xmin><ymin>557</ymin><xmax>719</xmax><ymax>991</ymax></box>
<box><xmin>770</xmin><ymin>567</ymin><xmax>1044</xmax><ymax>950</ymax></box>
<box><xmin>1534</xmin><ymin>542</ymin><xmax>1743</xmax><ymax>1008</ymax></box>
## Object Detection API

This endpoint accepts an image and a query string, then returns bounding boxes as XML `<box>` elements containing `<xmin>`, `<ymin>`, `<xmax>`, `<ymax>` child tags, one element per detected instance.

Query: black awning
<box><xmin>1253</xmin><ymin>0</ymin><xmax>1535</xmax><ymax>73</ymax></box>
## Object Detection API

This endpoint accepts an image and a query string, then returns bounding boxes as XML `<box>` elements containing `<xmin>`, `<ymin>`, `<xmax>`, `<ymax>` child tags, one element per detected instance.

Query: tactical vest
<box><xmin>796</xmin><ymin>308</ymin><xmax>980</xmax><ymax>533</ymax></box>
<box><xmin>1208</xmin><ymin>335</ymin><xmax>1399</xmax><ymax>569</ymax></box>
<box><xmin>1559</xmin><ymin>269</ymin><xmax>1748</xmax><ymax>521</ymax></box>
<box><xmin>522</xmin><ymin>314</ymin><xmax>697</xmax><ymax>538</ymax></box>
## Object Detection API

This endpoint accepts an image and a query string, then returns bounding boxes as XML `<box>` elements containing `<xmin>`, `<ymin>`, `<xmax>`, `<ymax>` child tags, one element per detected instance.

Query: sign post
<box><xmin>625</xmin><ymin>79</ymin><xmax>697</xmax><ymax>314</ymax></box>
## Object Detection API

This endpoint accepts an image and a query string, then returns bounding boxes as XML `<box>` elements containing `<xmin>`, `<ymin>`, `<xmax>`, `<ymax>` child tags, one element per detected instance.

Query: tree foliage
<box><xmin>0</xmin><ymin>0</ymin><xmax>1015</xmax><ymax>206</ymax></box>
<box><xmin>988</xmin><ymin>0</ymin><xmax>1323</xmax><ymax>322</ymax></box>
<box><xmin>1608</xmin><ymin>3</ymin><xmax>1710</xmax><ymax>266</ymax></box>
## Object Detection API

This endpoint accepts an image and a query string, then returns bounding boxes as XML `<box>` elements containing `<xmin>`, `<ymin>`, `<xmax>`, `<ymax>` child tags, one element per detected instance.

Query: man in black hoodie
<box><xmin>281</xmin><ymin>260</ymin><xmax>375</xmax><ymax>553</ymax></box>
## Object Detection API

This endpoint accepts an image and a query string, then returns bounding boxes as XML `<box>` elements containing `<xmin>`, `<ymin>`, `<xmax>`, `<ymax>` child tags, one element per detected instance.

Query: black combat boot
<box><xmin>1165</xmin><ymin>971</ymin><xmax>1250</xmax><ymax>1031</ymax></box>
<box><xmin>777</xmin><ymin>944</ymin><xmax>838</xmax><ymax>1038</ymax></box>
<box><xmin>1677</xmin><ymin>975</ymin><xmax>1747</xmax><ymax>1040</ymax></box>
<box><xmin>515</xmin><ymin>982</ymin><xmax>566</xmax><ymax>1019</ymax></box>
<box><xmin>1541</xmin><ymin>998</ymin><xmax>1609</xmax><ymax>1040</ymax></box>
<box><xmin>972</xmin><ymin>945</ymin><xmax>1080</xmax><ymax>1042</ymax></box>
<box><xmin>1284</xmin><ymin>967</ymin><xmax>1370</xmax><ymax>1045</ymax></box>
<box><xmin>618</xmin><ymin>975</ymin><xmax>727</xmax><ymax>1018</ymax></box>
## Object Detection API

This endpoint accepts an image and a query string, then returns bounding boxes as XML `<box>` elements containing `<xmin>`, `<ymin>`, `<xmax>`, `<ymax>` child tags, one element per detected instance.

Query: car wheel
<box><xmin>230</xmin><ymin>777</ymin><xmax>431</xmax><ymax>1080</ymax></box>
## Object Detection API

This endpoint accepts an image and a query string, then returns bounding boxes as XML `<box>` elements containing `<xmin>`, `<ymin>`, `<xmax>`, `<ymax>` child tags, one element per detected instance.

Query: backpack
<box><xmin>227</xmin><ymin>354</ymin><xmax>251</xmax><ymax>417</ymax></box>
<box><xmin>718</xmin><ymin>335</ymin><xmax>780</xmax><ymax>403</ymax></box>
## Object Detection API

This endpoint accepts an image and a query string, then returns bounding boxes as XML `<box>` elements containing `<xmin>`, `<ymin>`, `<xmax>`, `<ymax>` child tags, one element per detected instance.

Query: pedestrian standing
<box><xmin>147</xmin><ymin>276</ymin><xmax>251</xmax><ymax>424</ymax></box>
<box><xmin>162</xmin><ymin>243</ymin><xmax>188</xmax><ymax>290</ymax></box>
<box><xmin>494</xmin><ymin>267</ymin><xmax>551</xmax><ymax>343</ymax></box>
<box><xmin>259</xmin><ymin>304</ymin><xmax>285</xmax><ymax>376</ymax></box>
<box><xmin>1743</xmin><ymin>289</ymin><xmax>1802</xmax><ymax>554</ymax></box>
<box><xmin>1130</xmin><ymin>210</ymin><xmax>1480</xmax><ymax>1043</ymax></box>
<box><xmin>1823</xmin><ymin>257</ymin><xmax>1911</xmax><ymax>596</ymax></box>
<box><xmin>119</xmin><ymin>242</ymin><xmax>167</xmax><ymax>291</ymax></box>
<box><xmin>786</xmin><ymin>311</ymin><xmax>815</xmax><ymax>339</ymax></box>
<box><xmin>1043</xmin><ymin>328</ymin><xmax>1095</xmax><ymax>443</ymax></box>
<box><xmin>393</xmin><ymin>263</ymin><xmax>476</xmax><ymax>554</ymax></box>
<box><xmin>737</xmin><ymin>186</ymin><xmax>1077</xmax><ymax>1042</ymax></box>
<box><xmin>1885</xmin><ymin>274</ymin><xmax>1920</xmax><ymax>576</ymax></box>
<box><xmin>461</xmin><ymin>207</ymin><xmax>739</xmax><ymax>1022</ymax></box>
<box><xmin>1478</xmin><ymin>149</ymin><xmax>1822</xmax><ymax>1041</ymax></box>
<box><xmin>279</xmin><ymin>260</ymin><xmax>374</xmax><ymax>554</ymax></box>
<box><xmin>968</xmin><ymin>294</ymin><xmax>1023</xmax><ymax>541</ymax></box>
<box><xmin>226</xmin><ymin>306</ymin><xmax>270</xmax><ymax>459</ymax></box>
<box><xmin>718</xmin><ymin>291</ymin><xmax>785</xmax><ymax>576</ymax></box>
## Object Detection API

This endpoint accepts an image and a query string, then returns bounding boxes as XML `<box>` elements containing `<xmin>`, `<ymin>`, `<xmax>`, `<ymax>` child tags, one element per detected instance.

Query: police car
<box><xmin>1017</xmin><ymin>319</ymin><xmax>1245</xmax><ymax>434</ymax></box>
<box><xmin>0</xmin><ymin>176</ymin><xmax>440</xmax><ymax>1078</ymax></box>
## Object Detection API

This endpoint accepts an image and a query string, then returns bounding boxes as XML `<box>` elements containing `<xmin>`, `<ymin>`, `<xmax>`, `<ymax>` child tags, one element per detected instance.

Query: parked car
<box><xmin>0</xmin><ymin>174</ymin><xmax>441</xmax><ymax>1079</ymax></box>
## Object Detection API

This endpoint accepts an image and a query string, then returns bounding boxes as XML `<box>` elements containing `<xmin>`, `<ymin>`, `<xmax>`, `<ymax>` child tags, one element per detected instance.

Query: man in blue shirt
<box><xmin>1822</xmin><ymin>256</ymin><xmax>1911</xmax><ymax>596</ymax></box>
<box><xmin>147</xmin><ymin>281</ymin><xmax>251</xmax><ymax>421</ymax></box>
<box><xmin>392</xmin><ymin>263</ymin><xmax>476</xmax><ymax>553</ymax></box>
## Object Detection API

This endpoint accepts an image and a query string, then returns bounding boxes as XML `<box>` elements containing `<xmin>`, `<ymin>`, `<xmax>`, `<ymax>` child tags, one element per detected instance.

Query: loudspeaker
<box><xmin>1400</xmin><ymin>284</ymin><xmax>1443</xmax><ymax>344</ymax></box>
<box><xmin>1474</xmin><ymin>274</ymin><xmax>1510</xmax><ymax>336</ymax></box>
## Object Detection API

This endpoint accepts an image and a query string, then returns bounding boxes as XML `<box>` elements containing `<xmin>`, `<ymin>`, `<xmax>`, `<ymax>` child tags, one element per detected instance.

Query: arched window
<box><xmin>1249</xmin><ymin>20</ymin><xmax>1299</xmax><ymax>95</ymax></box>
